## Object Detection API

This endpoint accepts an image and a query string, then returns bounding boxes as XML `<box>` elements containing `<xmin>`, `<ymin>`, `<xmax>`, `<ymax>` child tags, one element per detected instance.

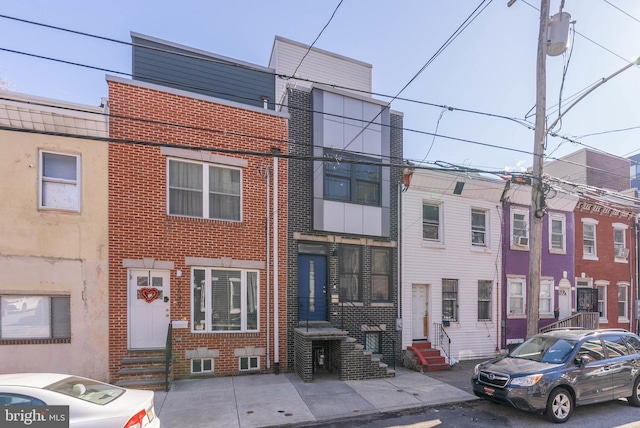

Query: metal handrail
<box><xmin>432</xmin><ymin>323</ymin><xmax>451</xmax><ymax>364</ymax></box>
<box><xmin>340</xmin><ymin>299</ymin><xmax>397</xmax><ymax>370</ymax></box>
<box><xmin>165</xmin><ymin>322</ymin><xmax>172</xmax><ymax>392</ymax></box>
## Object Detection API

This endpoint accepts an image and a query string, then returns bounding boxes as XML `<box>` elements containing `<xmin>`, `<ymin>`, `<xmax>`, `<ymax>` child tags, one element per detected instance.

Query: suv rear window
<box><xmin>627</xmin><ymin>336</ymin><xmax>640</xmax><ymax>354</ymax></box>
<box><xmin>603</xmin><ymin>335</ymin><xmax>629</xmax><ymax>358</ymax></box>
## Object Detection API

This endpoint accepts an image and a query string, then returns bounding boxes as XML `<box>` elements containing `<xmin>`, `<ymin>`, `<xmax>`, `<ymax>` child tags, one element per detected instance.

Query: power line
<box><xmin>3</xmin><ymin>90</ymin><xmax>633</xmax><ymax>186</ymax></box>
<box><xmin>290</xmin><ymin>0</ymin><xmax>344</xmax><ymax>80</ymax></box>
<box><xmin>1</xmin><ymin>13</ymin><xmax>636</xmax><ymax>182</ymax></box>
<box><xmin>603</xmin><ymin>0</ymin><xmax>640</xmax><ymax>25</ymax></box>
<box><xmin>343</xmin><ymin>0</ymin><xmax>494</xmax><ymax>151</ymax></box>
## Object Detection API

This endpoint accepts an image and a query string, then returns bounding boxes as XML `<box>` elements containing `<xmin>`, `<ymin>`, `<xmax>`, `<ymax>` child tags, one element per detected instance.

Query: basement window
<box><xmin>365</xmin><ymin>332</ymin><xmax>381</xmax><ymax>354</ymax></box>
<box><xmin>239</xmin><ymin>356</ymin><xmax>259</xmax><ymax>371</ymax></box>
<box><xmin>191</xmin><ymin>358</ymin><xmax>213</xmax><ymax>374</ymax></box>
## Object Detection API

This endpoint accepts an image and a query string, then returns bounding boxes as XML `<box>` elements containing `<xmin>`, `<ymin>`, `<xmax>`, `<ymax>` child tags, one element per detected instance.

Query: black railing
<box><xmin>340</xmin><ymin>299</ymin><xmax>397</xmax><ymax>370</ymax></box>
<box><xmin>298</xmin><ymin>295</ymin><xmax>311</xmax><ymax>331</ymax></box>
<box><xmin>432</xmin><ymin>323</ymin><xmax>452</xmax><ymax>365</ymax></box>
<box><xmin>165</xmin><ymin>322</ymin><xmax>172</xmax><ymax>392</ymax></box>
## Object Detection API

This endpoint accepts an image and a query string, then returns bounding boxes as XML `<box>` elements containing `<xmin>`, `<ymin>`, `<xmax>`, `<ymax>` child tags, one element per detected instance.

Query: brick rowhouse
<box><xmin>107</xmin><ymin>78</ymin><xmax>288</xmax><ymax>380</ymax></box>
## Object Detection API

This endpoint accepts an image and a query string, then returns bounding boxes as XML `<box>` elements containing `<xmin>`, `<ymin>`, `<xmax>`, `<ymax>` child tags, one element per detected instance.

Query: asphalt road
<box><xmin>299</xmin><ymin>358</ymin><xmax>640</xmax><ymax>428</ymax></box>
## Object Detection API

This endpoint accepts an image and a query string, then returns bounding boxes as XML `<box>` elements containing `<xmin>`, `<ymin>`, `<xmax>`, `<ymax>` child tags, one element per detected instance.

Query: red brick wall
<box><xmin>107</xmin><ymin>80</ymin><xmax>288</xmax><ymax>379</ymax></box>
<box><xmin>574</xmin><ymin>204</ymin><xmax>636</xmax><ymax>329</ymax></box>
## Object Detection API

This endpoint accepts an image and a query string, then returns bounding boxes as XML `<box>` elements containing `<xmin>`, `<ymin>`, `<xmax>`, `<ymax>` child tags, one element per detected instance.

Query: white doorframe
<box><xmin>558</xmin><ymin>278</ymin><xmax>572</xmax><ymax>320</ymax></box>
<box><xmin>411</xmin><ymin>284</ymin><xmax>429</xmax><ymax>340</ymax></box>
<box><xmin>128</xmin><ymin>269</ymin><xmax>170</xmax><ymax>349</ymax></box>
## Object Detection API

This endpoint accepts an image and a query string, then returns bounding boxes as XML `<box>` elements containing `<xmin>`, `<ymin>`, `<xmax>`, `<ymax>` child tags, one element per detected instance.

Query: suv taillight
<box><xmin>123</xmin><ymin>409</ymin><xmax>147</xmax><ymax>428</ymax></box>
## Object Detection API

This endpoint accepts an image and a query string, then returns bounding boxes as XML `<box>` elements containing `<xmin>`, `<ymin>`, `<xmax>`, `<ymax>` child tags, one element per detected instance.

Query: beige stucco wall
<box><xmin>0</xmin><ymin>105</ymin><xmax>109</xmax><ymax>380</ymax></box>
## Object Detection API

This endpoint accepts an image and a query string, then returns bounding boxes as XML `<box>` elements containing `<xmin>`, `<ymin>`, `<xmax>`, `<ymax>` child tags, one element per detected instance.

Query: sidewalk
<box><xmin>153</xmin><ymin>360</ymin><xmax>483</xmax><ymax>428</ymax></box>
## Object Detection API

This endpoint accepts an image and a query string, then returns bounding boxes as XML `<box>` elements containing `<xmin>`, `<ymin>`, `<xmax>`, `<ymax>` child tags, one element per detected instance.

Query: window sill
<box><xmin>618</xmin><ymin>318</ymin><xmax>630</xmax><ymax>323</ymax></box>
<box><xmin>422</xmin><ymin>241</ymin><xmax>445</xmax><ymax>249</ymax></box>
<box><xmin>371</xmin><ymin>302</ymin><xmax>394</xmax><ymax>307</ymax></box>
<box><xmin>549</xmin><ymin>249</ymin><xmax>566</xmax><ymax>255</ymax></box>
<box><xmin>614</xmin><ymin>258</ymin><xmax>629</xmax><ymax>264</ymax></box>
<box><xmin>507</xmin><ymin>314</ymin><xmax>526</xmax><ymax>319</ymax></box>
<box><xmin>509</xmin><ymin>245</ymin><xmax>529</xmax><ymax>252</ymax></box>
<box><xmin>39</xmin><ymin>207</ymin><xmax>81</xmax><ymax>214</ymax></box>
<box><xmin>582</xmin><ymin>255</ymin><xmax>599</xmax><ymax>261</ymax></box>
<box><xmin>167</xmin><ymin>214</ymin><xmax>242</xmax><ymax>224</ymax></box>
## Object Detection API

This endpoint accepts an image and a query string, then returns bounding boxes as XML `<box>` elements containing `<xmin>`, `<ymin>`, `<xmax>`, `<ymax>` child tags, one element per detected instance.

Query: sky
<box><xmin>1</xmin><ymin>0</ymin><xmax>639</xmax><ymax>174</ymax></box>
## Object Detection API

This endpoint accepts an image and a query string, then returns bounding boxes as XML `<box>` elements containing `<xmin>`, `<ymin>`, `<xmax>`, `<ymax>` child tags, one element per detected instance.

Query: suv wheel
<box><xmin>628</xmin><ymin>376</ymin><xmax>640</xmax><ymax>407</ymax></box>
<box><xmin>546</xmin><ymin>387</ymin><xmax>572</xmax><ymax>423</ymax></box>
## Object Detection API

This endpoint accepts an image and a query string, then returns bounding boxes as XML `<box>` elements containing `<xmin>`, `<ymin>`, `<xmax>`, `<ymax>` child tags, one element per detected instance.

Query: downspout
<box><xmin>273</xmin><ymin>151</ymin><xmax>280</xmax><ymax>374</ymax></box>
<box><xmin>265</xmin><ymin>165</ymin><xmax>271</xmax><ymax>369</ymax></box>
<box><xmin>397</xmin><ymin>181</ymin><xmax>402</xmax><ymax>321</ymax></box>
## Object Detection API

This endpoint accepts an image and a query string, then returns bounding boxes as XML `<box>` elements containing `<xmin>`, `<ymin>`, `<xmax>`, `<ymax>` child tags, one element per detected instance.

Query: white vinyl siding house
<box><xmin>401</xmin><ymin>170</ymin><xmax>504</xmax><ymax>361</ymax></box>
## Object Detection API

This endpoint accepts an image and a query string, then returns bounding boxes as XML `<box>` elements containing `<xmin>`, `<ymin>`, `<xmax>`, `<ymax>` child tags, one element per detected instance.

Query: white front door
<box><xmin>129</xmin><ymin>270</ymin><xmax>170</xmax><ymax>349</ymax></box>
<box><xmin>558</xmin><ymin>278</ymin><xmax>572</xmax><ymax>320</ymax></box>
<box><xmin>412</xmin><ymin>284</ymin><xmax>429</xmax><ymax>340</ymax></box>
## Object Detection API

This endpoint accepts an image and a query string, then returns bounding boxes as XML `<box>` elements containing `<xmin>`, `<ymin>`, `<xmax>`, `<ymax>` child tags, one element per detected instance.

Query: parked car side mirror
<box><xmin>575</xmin><ymin>355</ymin><xmax>591</xmax><ymax>367</ymax></box>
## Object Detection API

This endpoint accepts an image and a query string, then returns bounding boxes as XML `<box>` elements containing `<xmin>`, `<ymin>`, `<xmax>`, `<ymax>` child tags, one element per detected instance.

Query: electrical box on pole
<box><xmin>547</xmin><ymin>12</ymin><xmax>571</xmax><ymax>56</ymax></box>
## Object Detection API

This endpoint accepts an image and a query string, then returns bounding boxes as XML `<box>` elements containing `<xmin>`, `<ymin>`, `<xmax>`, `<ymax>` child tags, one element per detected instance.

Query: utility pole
<box><xmin>527</xmin><ymin>0</ymin><xmax>550</xmax><ymax>339</ymax></box>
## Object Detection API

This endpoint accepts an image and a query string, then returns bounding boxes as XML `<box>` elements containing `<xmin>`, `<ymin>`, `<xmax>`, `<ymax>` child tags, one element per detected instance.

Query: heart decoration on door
<box><xmin>140</xmin><ymin>287</ymin><xmax>160</xmax><ymax>303</ymax></box>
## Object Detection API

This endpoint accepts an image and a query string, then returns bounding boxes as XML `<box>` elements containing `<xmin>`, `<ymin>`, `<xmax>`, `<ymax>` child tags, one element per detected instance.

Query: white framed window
<box><xmin>442</xmin><ymin>279</ymin><xmax>458</xmax><ymax>322</ymax></box>
<box><xmin>422</xmin><ymin>202</ymin><xmax>442</xmax><ymax>243</ymax></box>
<box><xmin>39</xmin><ymin>151</ymin><xmax>81</xmax><ymax>211</ymax></box>
<box><xmin>595</xmin><ymin>280</ymin><xmax>608</xmax><ymax>322</ymax></box>
<box><xmin>191</xmin><ymin>268</ymin><xmax>258</xmax><ymax>333</ymax></box>
<box><xmin>471</xmin><ymin>208</ymin><xmax>488</xmax><ymax>247</ymax></box>
<box><xmin>613</xmin><ymin>224</ymin><xmax>629</xmax><ymax>260</ymax></box>
<box><xmin>618</xmin><ymin>283</ymin><xmax>629</xmax><ymax>321</ymax></box>
<box><xmin>511</xmin><ymin>208</ymin><xmax>529</xmax><ymax>248</ymax></box>
<box><xmin>539</xmin><ymin>279</ymin><xmax>554</xmax><ymax>315</ymax></box>
<box><xmin>549</xmin><ymin>214</ymin><xmax>566</xmax><ymax>253</ymax></box>
<box><xmin>168</xmin><ymin>158</ymin><xmax>241</xmax><ymax>221</ymax></box>
<box><xmin>478</xmin><ymin>280</ymin><xmax>492</xmax><ymax>321</ymax></box>
<box><xmin>239</xmin><ymin>356</ymin><xmax>259</xmax><ymax>371</ymax></box>
<box><xmin>0</xmin><ymin>295</ymin><xmax>70</xmax><ymax>340</ymax></box>
<box><xmin>191</xmin><ymin>358</ymin><xmax>213</xmax><ymax>374</ymax></box>
<box><xmin>507</xmin><ymin>277</ymin><xmax>526</xmax><ymax>316</ymax></box>
<box><xmin>582</xmin><ymin>218</ymin><xmax>598</xmax><ymax>259</ymax></box>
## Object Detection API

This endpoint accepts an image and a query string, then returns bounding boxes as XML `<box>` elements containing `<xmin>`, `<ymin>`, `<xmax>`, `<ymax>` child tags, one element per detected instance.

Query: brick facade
<box><xmin>107</xmin><ymin>79</ymin><xmax>288</xmax><ymax>379</ymax></box>
<box><xmin>286</xmin><ymin>88</ymin><xmax>403</xmax><ymax>376</ymax></box>
<box><xmin>574</xmin><ymin>200</ymin><xmax>637</xmax><ymax>329</ymax></box>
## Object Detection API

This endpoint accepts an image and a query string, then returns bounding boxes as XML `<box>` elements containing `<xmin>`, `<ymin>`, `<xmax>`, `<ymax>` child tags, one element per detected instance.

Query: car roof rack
<box><xmin>584</xmin><ymin>328</ymin><xmax>629</xmax><ymax>336</ymax></box>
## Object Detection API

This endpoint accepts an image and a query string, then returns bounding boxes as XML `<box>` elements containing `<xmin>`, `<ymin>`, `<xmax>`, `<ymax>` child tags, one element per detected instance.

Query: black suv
<box><xmin>472</xmin><ymin>329</ymin><xmax>640</xmax><ymax>423</ymax></box>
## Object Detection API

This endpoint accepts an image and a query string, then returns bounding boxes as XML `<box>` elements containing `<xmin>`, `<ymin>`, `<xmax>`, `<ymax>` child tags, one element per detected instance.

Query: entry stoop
<box><xmin>340</xmin><ymin>337</ymin><xmax>395</xmax><ymax>381</ymax></box>
<box><xmin>406</xmin><ymin>341</ymin><xmax>451</xmax><ymax>372</ymax></box>
<box><xmin>115</xmin><ymin>349</ymin><xmax>172</xmax><ymax>391</ymax></box>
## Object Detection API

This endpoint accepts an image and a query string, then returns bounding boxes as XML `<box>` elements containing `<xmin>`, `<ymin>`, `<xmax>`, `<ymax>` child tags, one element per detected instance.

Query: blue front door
<box><xmin>298</xmin><ymin>255</ymin><xmax>327</xmax><ymax>321</ymax></box>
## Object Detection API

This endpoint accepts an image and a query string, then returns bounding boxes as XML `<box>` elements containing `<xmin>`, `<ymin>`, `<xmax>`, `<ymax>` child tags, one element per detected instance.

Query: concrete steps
<box><xmin>407</xmin><ymin>341</ymin><xmax>451</xmax><ymax>372</ymax></box>
<box><xmin>115</xmin><ymin>350</ymin><xmax>172</xmax><ymax>391</ymax></box>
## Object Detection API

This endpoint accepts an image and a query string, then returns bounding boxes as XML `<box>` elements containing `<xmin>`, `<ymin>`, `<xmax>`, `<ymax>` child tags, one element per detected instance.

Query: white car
<box><xmin>0</xmin><ymin>373</ymin><xmax>160</xmax><ymax>427</ymax></box>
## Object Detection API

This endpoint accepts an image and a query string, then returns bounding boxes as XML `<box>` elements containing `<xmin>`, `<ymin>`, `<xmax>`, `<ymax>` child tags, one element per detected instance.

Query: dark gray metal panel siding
<box><xmin>132</xmin><ymin>36</ymin><xmax>275</xmax><ymax>110</ymax></box>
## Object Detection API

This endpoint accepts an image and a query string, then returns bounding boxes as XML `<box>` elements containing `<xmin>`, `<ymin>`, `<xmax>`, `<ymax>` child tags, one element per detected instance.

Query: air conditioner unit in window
<box><xmin>615</xmin><ymin>247</ymin><xmax>629</xmax><ymax>258</ymax></box>
<box><xmin>515</xmin><ymin>236</ymin><xmax>529</xmax><ymax>246</ymax></box>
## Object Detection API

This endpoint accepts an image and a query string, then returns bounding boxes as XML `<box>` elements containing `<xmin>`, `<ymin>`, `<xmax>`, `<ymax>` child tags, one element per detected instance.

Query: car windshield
<box><xmin>510</xmin><ymin>336</ymin><xmax>577</xmax><ymax>363</ymax></box>
<box><xmin>45</xmin><ymin>376</ymin><xmax>125</xmax><ymax>405</ymax></box>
